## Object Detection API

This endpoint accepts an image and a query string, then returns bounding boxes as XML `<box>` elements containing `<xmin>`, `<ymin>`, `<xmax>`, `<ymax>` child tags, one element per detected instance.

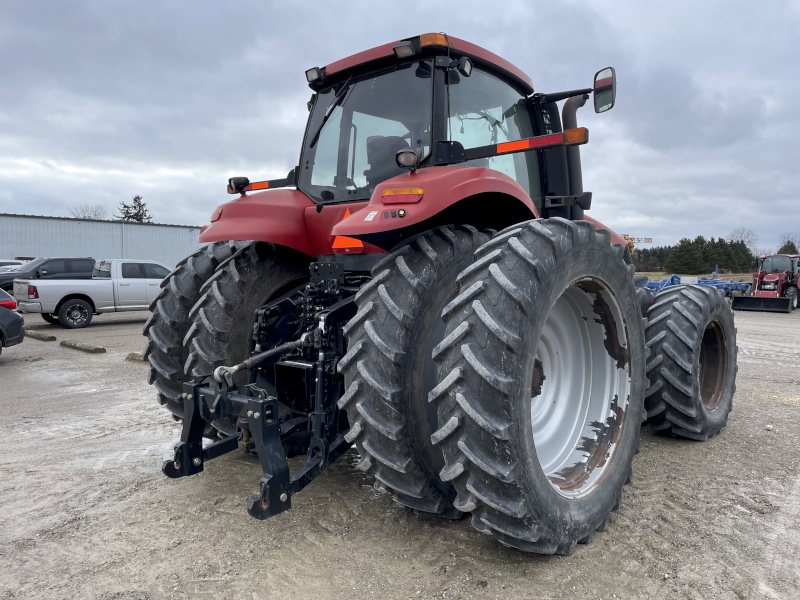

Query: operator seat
<box><xmin>363</xmin><ymin>136</ymin><xmax>408</xmax><ymax>188</ymax></box>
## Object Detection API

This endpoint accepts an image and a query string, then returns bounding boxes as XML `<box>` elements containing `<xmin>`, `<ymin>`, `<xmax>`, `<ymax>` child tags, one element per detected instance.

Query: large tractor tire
<box><xmin>432</xmin><ymin>218</ymin><xmax>647</xmax><ymax>554</ymax></box>
<box><xmin>339</xmin><ymin>226</ymin><xmax>491</xmax><ymax>517</ymax></box>
<box><xmin>183</xmin><ymin>242</ymin><xmax>310</xmax><ymax>436</ymax></box>
<box><xmin>144</xmin><ymin>241</ymin><xmax>240</xmax><ymax>419</ymax></box>
<box><xmin>644</xmin><ymin>285</ymin><xmax>737</xmax><ymax>440</ymax></box>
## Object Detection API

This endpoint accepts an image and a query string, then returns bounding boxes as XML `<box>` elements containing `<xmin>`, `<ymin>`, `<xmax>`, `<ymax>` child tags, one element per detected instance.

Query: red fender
<box><xmin>198</xmin><ymin>189</ymin><xmax>384</xmax><ymax>256</ymax></box>
<box><xmin>332</xmin><ymin>166</ymin><xmax>538</xmax><ymax>238</ymax></box>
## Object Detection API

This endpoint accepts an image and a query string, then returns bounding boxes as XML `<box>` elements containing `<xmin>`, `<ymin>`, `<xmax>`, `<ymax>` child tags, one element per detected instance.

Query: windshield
<box><xmin>20</xmin><ymin>258</ymin><xmax>45</xmax><ymax>273</ymax></box>
<box><xmin>762</xmin><ymin>256</ymin><xmax>791</xmax><ymax>274</ymax></box>
<box><xmin>298</xmin><ymin>60</ymin><xmax>434</xmax><ymax>203</ymax></box>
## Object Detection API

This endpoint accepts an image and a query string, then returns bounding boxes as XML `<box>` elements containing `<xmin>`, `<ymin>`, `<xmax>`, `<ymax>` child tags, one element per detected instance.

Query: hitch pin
<box><xmin>213</xmin><ymin>332</ymin><xmax>312</xmax><ymax>383</ymax></box>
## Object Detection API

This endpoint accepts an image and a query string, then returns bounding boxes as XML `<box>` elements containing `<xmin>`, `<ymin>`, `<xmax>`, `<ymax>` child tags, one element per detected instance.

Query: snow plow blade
<box><xmin>731</xmin><ymin>296</ymin><xmax>792</xmax><ymax>313</ymax></box>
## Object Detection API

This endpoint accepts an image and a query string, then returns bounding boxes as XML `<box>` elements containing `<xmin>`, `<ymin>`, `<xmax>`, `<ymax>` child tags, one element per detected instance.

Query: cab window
<box><xmin>121</xmin><ymin>263</ymin><xmax>143</xmax><ymax>279</ymax></box>
<box><xmin>447</xmin><ymin>68</ymin><xmax>542</xmax><ymax>206</ymax></box>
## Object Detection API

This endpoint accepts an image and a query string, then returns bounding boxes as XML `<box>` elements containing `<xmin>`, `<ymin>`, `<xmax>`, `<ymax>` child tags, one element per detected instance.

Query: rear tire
<box><xmin>143</xmin><ymin>242</ymin><xmax>239</xmax><ymax>419</ymax></box>
<box><xmin>41</xmin><ymin>313</ymin><xmax>59</xmax><ymax>325</ymax></box>
<box><xmin>644</xmin><ymin>285</ymin><xmax>737</xmax><ymax>440</ymax></box>
<box><xmin>433</xmin><ymin>218</ymin><xmax>646</xmax><ymax>554</ymax></box>
<box><xmin>183</xmin><ymin>242</ymin><xmax>309</xmax><ymax>435</ymax></box>
<box><xmin>339</xmin><ymin>226</ymin><xmax>490</xmax><ymax>517</ymax></box>
<box><xmin>58</xmin><ymin>299</ymin><xmax>93</xmax><ymax>329</ymax></box>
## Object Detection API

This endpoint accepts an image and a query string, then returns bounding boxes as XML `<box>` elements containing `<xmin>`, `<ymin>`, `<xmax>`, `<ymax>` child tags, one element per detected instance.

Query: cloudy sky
<box><xmin>1</xmin><ymin>0</ymin><xmax>798</xmax><ymax>249</ymax></box>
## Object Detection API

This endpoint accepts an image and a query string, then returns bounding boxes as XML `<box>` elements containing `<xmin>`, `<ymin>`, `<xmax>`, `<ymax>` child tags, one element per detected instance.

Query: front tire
<box><xmin>339</xmin><ymin>226</ymin><xmax>491</xmax><ymax>517</ymax></box>
<box><xmin>432</xmin><ymin>218</ymin><xmax>647</xmax><ymax>554</ymax></box>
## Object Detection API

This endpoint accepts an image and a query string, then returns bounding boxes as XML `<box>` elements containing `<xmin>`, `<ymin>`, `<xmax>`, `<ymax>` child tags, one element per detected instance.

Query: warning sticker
<box><xmin>364</xmin><ymin>211</ymin><xmax>379</xmax><ymax>222</ymax></box>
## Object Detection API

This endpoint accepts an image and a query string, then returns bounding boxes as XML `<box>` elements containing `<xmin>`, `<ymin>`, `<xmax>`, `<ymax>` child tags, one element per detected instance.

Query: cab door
<box><xmin>142</xmin><ymin>262</ymin><xmax>171</xmax><ymax>305</ymax></box>
<box><xmin>115</xmin><ymin>262</ymin><xmax>148</xmax><ymax>309</ymax></box>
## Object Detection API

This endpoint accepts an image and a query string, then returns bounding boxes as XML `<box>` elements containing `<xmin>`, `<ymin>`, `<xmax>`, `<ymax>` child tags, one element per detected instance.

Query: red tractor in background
<box><xmin>732</xmin><ymin>253</ymin><xmax>799</xmax><ymax>313</ymax></box>
<box><xmin>145</xmin><ymin>33</ymin><xmax>738</xmax><ymax>555</ymax></box>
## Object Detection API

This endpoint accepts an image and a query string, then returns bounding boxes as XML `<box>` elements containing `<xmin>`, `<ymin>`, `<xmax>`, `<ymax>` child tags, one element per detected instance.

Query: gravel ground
<box><xmin>0</xmin><ymin>309</ymin><xmax>798</xmax><ymax>599</ymax></box>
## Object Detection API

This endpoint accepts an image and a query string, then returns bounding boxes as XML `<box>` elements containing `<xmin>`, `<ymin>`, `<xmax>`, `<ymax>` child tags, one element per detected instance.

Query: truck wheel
<box><xmin>644</xmin><ymin>285</ymin><xmax>737</xmax><ymax>440</ymax></box>
<box><xmin>143</xmin><ymin>241</ymin><xmax>240</xmax><ymax>419</ymax></box>
<box><xmin>339</xmin><ymin>226</ymin><xmax>491</xmax><ymax>517</ymax></box>
<box><xmin>58</xmin><ymin>299</ymin><xmax>93</xmax><ymax>328</ymax></box>
<box><xmin>183</xmin><ymin>242</ymin><xmax>309</xmax><ymax>435</ymax></box>
<box><xmin>432</xmin><ymin>218</ymin><xmax>647</xmax><ymax>554</ymax></box>
<box><xmin>787</xmin><ymin>286</ymin><xmax>797</xmax><ymax>311</ymax></box>
<box><xmin>41</xmin><ymin>313</ymin><xmax>59</xmax><ymax>325</ymax></box>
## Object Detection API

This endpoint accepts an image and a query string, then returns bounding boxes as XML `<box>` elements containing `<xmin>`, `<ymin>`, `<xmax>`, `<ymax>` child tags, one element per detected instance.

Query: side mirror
<box><xmin>39</xmin><ymin>269</ymin><xmax>47</xmax><ymax>276</ymax></box>
<box><xmin>593</xmin><ymin>67</ymin><xmax>616</xmax><ymax>113</ymax></box>
<box><xmin>750</xmin><ymin>260</ymin><xmax>757</xmax><ymax>269</ymax></box>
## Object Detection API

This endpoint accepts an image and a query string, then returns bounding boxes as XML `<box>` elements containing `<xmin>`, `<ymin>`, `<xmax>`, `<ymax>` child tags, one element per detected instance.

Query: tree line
<box><xmin>633</xmin><ymin>229</ymin><xmax>799</xmax><ymax>275</ymax></box>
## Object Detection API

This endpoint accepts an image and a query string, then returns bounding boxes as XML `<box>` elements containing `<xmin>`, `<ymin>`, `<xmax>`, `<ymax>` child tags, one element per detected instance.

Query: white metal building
<box><xmin>0</xmin><ymin>214</ymin><xmax>203</xmax><ymax>267</ymax></box>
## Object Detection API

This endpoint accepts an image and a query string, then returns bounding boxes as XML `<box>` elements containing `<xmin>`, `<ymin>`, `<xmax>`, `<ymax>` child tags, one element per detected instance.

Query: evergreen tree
<box><xmin>115</xmin><ymin>195</ymin><xmax>153</xmax><ymax>222</ymax></box>
<box><xmin>777</xmin><ymin>240</ymin><xmax>798</xmax><ymax>254</ymax></box>
<box><xmin>665</xmin><ymin>237</ymin><xmax>706</xmax><ymax>274</ymax></box>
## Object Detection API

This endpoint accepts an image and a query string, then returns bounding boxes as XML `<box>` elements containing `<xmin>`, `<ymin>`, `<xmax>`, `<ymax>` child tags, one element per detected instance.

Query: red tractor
<box><xmin>732</xmin><ymin>253</ymin><xmax>799</xmax><ymax>312</ymax></box>
<box><xmin>145</xmin><ymin>33</ymin><xmax>738</xmax><ymax>555</ymax></box>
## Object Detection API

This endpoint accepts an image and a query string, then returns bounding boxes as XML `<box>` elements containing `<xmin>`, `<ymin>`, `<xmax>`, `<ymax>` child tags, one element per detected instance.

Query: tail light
<box><xmin>28</xmin><ymin>285</ymin><xmax>39</xmax><ymax>299</ymax></box>
<box><xmin>0</xmin><ymin>298</ymin><xmax>15</xmax><ymax>310</ymax></box>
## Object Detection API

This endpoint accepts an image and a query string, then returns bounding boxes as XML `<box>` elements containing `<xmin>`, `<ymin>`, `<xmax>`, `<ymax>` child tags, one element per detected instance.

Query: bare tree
<box><xmin>68</xmin><ymin>203</ymin><xmax>108</xmax><ymax>220</ymax></box>
<box><xmin>728</xmin><ymin>227</ymin><xmax>758</xmax><ymax>253</ymax></box>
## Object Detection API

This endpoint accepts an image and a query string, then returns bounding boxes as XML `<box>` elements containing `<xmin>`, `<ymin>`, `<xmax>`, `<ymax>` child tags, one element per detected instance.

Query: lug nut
<box><xmin>192</xmin><ymin>458</ymin><xmax>202</xmax><ymax>466</ymax></box>
<box><xmin>280</xmin><ymin>493</ymin><xmax>288</xmax><ymax>502</ymax></box>
<box><xmin>254</xmin><ymin>412</ymin><xmax>260</xmax><ymax>419</ymax></box>
<box><xmin>247</xmin><ymin>410</ymin><xmax>253</xmax><ymax>417</ymax></box>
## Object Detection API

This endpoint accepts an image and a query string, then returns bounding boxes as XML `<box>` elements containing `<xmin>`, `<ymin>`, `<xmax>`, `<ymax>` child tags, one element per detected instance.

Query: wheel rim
<box><xmin>65</xmin><ymin>303</ymin><xmax>88</xmax><ymax>326</ymax></box>
<box><xmin>530</xmin><ymin>279</ymin><xmax>631</xmax><ymax>499</ymax></box>
<box><xmin>699</xmin><ymin>321</ymin><xmax>727</xmax><ymax>410</ymax></box>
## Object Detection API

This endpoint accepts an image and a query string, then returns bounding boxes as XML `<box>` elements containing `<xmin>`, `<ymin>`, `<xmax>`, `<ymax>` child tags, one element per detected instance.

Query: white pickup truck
<box><xmin>14</xmin><ymin>259</ymin><xmax>171</xmax><ymax>328</ymax></box>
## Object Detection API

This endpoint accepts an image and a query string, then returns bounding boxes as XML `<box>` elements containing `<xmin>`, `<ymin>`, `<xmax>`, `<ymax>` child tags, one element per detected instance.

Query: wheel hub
<box><xmin>530</xmin><ymin>279</ymin><xmax>631</xmax><ymax>499</ymax></box>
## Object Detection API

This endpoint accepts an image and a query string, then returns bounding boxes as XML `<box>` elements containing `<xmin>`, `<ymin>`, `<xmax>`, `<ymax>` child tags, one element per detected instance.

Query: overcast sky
<box><xmin>1</xmin><ymin>0</ymin><xmax>798</xmax><ymax>249</ymax></box>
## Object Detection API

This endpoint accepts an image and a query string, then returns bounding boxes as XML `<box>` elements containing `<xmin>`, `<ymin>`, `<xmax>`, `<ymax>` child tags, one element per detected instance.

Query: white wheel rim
<box><xmin>530</xmin><ymin>279</ymin><xmax>632</xmax><ymax>499</ymax></box>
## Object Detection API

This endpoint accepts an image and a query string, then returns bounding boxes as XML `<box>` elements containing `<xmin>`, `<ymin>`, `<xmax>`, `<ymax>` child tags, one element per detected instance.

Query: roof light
<box><xmin>381</xmin><ymin>187</ymin><xmax>424</xmax><ymax>204</ymax></box>
<box><xmin>563</xmin><ymin>127</ymin><xmax>589</xmax><ymax>146</ymax></box>
<box><xmin>227</xmin><ymin>177</ymin><xmax>250</xmax><ymax>194</ymax></box>
<box><xmin>210</xmin><ymin>207</ymin><xmax>223</xmax><ymax>222</ymax></box>
<box><xmin>305</xmin><ymin>67</ymin><xmax>323</xmax><ymax>83</ymax></box>
<box><xmin>393</xmin><ymin>41</ymin><xmax>415</xmax><ymax>58</ymax></box>
<box><xmin>395</xmin><ymin>148</ymin><xmax>419</xmax><ymax>168</ymax></box>
<box><xmin>419</xmin><ymin>33</ymin><xmax>449</xmax><ymax>47</ymax></box>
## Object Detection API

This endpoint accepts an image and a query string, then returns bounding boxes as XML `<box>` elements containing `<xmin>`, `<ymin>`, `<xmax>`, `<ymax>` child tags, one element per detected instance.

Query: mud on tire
<box><xmin>338</xmin><ymin>226</ymin><xmax>491</xmax><ymax>517</ymax></box>
<box><xmin>644</xmin><ymin>285</ymin><xmax>737</xmax><ymax>440</ymax></box>
<box><xmin>144</xmin><ymin>241</ymin><xmax>240</xmax><ymax>419</ymax></box>
<box><xmin>431</xmin><ymin>218</ymin><xmax>647</xmax><ymax>554</ymax></box>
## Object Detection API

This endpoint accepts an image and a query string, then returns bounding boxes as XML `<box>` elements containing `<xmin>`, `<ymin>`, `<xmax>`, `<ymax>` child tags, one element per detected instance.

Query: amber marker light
<box><xmin>563</xmin><ymin>127</ymin><xmax>589</xmax><ymax>146</ymax></box>
<box><xmin>381</xmin><ymin>187</ymin><xmax>424</xmax><ymax>204</ymax></box>
<box><xmin>419</xmin><ymin>33</ymin><xmax>449</xmax><ymax>47</ymax></box>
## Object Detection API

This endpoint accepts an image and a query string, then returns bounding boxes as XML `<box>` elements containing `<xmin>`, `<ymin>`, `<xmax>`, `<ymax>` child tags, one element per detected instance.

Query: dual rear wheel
<box><xmin>146</xmin><ymin>219</ymin><xmax>737</xmax><ymax>555</ymax></box>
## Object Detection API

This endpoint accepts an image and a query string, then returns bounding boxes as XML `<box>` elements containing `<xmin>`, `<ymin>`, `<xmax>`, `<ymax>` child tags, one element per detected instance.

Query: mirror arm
<box><xmin>532</xmin><ymin>88</ymin><xmax>592</xmax><ymax>104</ymax></box>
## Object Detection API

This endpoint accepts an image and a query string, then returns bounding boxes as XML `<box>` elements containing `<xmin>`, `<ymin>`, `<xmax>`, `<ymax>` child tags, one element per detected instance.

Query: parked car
<box><xmin>13</xmin><ymin>259</ymin><xmax>171</xmax><ymax>328</ymax></box>
<box><xmin>0</xmin><ymin>293</ymin><xmax>25</xmax><ymax>356</ymax></box>
<box><xmin>0</xmin><ymin>260</ymin><xmax>25</xmax><ymax>272</ymax></box>
<box><xmin>0</xmin><ymin>257</ymin><xmax>94</xmax><ymax>293</ymax></box>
